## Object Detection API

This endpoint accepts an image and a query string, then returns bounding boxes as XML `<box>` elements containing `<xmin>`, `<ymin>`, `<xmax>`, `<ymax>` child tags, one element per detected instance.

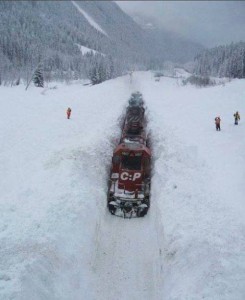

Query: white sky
<box><xmin>116</xmin><ymin>1</ymin><xmax>245</xmax><ymax>47</ymax></box>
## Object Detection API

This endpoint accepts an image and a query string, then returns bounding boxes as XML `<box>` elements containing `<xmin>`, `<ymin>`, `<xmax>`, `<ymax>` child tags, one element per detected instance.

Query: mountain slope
<box><xmin>0</xmin><ymin>0</ymin><xmax>152</xmax><ymax>83</ymax></box>
<box><xmin>0</xmin><ymin>1</ymin><xmax>204</xmax><ymax>84</ymax></box>
<box><xmin>74</xmin><ymin>1</ymin><xmax>204</xmax><ymax>64</ymax></box>
<box><xmin>146</xmin><ymin>28</ymin><xmax>204</xmax><ymax>63</ymax></box>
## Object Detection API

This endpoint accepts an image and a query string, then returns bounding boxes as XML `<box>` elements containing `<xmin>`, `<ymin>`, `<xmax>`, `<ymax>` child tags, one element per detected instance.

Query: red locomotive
<box><xmin>107</xmin><ymin>92</ymin><xmax>151</xmax><ymax>218</ymax></box>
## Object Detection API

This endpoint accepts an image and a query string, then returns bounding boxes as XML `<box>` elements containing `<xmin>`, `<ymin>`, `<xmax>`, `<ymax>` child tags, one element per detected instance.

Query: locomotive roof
<box><xmin>114</xmin><ymin>142</ymin><xmax>151</xmax><ymax>156</ymax></box>
<box><xmin>128</xmin><ymin>92</ymin><xmax>144</xmax><ymax>107</ymax></box>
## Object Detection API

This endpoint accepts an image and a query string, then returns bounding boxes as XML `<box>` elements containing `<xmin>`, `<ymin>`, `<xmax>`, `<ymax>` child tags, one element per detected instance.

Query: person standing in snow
<box><xmin>66</xmin><ymin>107</ymin><xmax>72</xmax><ymax>119</ymax></box>
<box><xmin>233</xmin><ymin>111</ymin><xmax>240</xmax><ymax>125</ymax></box>
<box><xmin>215</xmin><ymin>116</ymin><xmax>221</xmax><ymax>131</ymax></box>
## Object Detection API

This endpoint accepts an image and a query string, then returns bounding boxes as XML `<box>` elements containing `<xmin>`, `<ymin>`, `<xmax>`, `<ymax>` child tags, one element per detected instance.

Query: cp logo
<box><xmin>120</xmin><ymin>172</ymin><xmax>141</xmax><ymax>181</ymax></box>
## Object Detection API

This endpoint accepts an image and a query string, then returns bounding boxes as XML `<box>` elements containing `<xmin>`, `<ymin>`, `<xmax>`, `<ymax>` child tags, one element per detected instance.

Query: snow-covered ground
<box><xmin>0</xmin><ymin>72</ymin><xmax>244</xmax><ymax>300</ymax></box>
<box><xmin>76</xmin><ymin>44</ymin><xmax>105</xmax><ymax>57</ymax></box>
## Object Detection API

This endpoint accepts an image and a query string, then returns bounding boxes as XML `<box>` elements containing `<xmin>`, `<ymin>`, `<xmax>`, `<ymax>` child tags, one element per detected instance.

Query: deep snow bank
<box><xmin>140</xmin><ymin>73</ymin><xmax>245</xmax><ymax>300</ymax></box>
<box><xmin>0</xmin><ymin>77</ymin><xmax>131</xmax><ymax>299</ymax></box>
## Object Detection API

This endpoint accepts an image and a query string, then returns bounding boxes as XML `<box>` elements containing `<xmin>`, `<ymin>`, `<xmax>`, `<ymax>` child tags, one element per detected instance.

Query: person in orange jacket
<box><xmin>215</xmin><ymin>116</ymin><xmax>221</xmax><ymax>131</ymax></box>
<box><xmin>67</xmin><ymin>107</ymin><xmax>72</xmax><ymax>119</ymax></box>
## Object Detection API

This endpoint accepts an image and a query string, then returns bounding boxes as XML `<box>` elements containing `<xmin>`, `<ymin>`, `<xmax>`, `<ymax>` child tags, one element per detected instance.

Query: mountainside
<box><xmin>130</xmin><ymin>14</ymin><xmax>204</xmax><ymax>63</ymax></box>
<box><xmin>0</xmin><ymin>1</ymin><xmax>134</xmax><ymax>83</ymax></box>
<box><xmin>146</xmin><ymin>28</ymin><xmax>204</xmax><ymax>64</ymax></box>
<box><xmin>71</xmin><ymin>1</ymin><xmax>150</xmax><ymax>61</ymax></box>
<box><xmin>0</xmin><ymin>1</ymin><xmax>203</xmax><ymax>85</ymax></box>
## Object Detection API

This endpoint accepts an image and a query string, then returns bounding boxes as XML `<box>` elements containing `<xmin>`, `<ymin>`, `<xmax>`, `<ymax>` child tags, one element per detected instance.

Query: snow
<box><xmin>71</xmin><ymin>1</ymin><xmax>108</xmax><ymax>37</ymax></box>
<box><xmin>0</xmin><ymin>72</ymin><xmax>245</xmax><ymax>300</ymax></box>
<box><xmin>174</xmin><ymin>67</ymin><xmax>192</xmax><ymax>78</ymax></box>
<box><xmin>76</xmin><ymin>44</ymin><xmax>105</xmax><ymax>56</ymax></box>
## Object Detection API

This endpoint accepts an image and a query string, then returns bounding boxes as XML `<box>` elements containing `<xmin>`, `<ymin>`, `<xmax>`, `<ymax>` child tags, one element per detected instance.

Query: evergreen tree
<box><xmin>33</xmin><ymin>66</ymin><xmax>44</xmax><ymax>87</ymax></box>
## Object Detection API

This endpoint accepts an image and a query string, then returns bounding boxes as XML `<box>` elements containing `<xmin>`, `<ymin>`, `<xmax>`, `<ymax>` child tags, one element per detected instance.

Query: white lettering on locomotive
<box><xmin>133</xmin><ymin>173</ymin><xmax>141</xmax><ymax>181</ymax></box>
<box><xmin>120</xmin><ymin>172</ymin><xmax>129</xmax><ymax>180</ymax></box>
<box><xmin>120</xmin><ymin>172</ymin><xmax>141</xmax><ymax>181</ymax></box>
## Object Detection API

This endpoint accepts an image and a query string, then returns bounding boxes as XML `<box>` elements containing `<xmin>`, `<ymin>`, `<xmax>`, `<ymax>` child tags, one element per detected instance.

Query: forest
<box><xmin>194</xmin><ymin>42</ymin><xmax>245</xmax><ymax>78</ymax></box>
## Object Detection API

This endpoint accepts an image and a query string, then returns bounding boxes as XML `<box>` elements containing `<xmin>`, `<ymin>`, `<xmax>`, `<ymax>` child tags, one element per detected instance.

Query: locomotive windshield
<box><xmin>121</xmin><ymin>154</ymin><xmax>142</xmax><ymax>170</ymax></box>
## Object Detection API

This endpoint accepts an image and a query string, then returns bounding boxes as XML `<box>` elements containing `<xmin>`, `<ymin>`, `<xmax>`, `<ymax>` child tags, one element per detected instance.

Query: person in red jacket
<box><xmin>215</xmin><ymin>116</ymin><xmax>221</xmax><ymax>131</ymax></box>
<box><xmin>66</xmin><ymin>107</ymin><xmax>72</xmax><ymax>119</ymax></box>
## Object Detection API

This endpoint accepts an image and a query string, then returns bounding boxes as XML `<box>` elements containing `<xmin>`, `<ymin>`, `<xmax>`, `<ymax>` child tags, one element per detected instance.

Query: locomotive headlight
<box><xmin>111</xmin><ymin>173</ymin><xmax>119</xmax><ymax>180</ymax></box>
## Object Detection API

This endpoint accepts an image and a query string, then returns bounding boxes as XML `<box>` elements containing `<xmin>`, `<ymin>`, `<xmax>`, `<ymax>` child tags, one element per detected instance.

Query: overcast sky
<box><xmin>116</xmin><ymin>1</ymin><xmax>245</xmax><ymax>47</ymax></box>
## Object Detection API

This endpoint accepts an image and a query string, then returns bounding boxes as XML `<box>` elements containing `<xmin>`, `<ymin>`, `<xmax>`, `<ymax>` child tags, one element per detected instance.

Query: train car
<box><xmin>107</xmin><ymin>92</ymin><xmax>151</xmax><ymax>218</ymax></box>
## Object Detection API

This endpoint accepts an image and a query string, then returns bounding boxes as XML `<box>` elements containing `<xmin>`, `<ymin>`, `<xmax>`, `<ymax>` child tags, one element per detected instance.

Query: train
<box><xmin>107</xmin><ymin>92</ymin><xmax>151</xmax><ymax>218</ymax></box>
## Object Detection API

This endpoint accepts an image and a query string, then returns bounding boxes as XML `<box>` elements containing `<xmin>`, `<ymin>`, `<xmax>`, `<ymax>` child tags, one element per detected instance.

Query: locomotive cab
<box><xmin>108</xmin><ymin>143</ymin><xmax>151</xmax><ymax>218</ymax></box>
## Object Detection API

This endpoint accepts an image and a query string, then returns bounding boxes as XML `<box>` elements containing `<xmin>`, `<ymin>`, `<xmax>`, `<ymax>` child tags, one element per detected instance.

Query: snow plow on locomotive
<box><xmin>107</xmin><ymin>92</ymin><xmax>151</xmax><ymax>218</ymax></box>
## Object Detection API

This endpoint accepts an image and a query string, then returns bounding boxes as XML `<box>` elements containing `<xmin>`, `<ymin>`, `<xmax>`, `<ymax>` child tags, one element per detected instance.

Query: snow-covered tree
<box><xmin>33</xmin><ymin>66</ymin><xmax>44</xmax><ymax>87</ymax></box>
